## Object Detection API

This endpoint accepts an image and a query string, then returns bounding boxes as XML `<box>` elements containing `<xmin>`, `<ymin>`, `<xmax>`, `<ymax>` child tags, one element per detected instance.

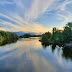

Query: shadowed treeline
<box><xmin>40</xmin><ymin>22</ymin><xmax>72</xmax><ymax>60</ymax></box>
<box><xmin>0</xmin><ymin>31</ymin><xmax>19</xmax><ymax>46</ymax></box>
<box><xmin>20</xmin><ymin>34</ymin><xmax>41</xmax><ymax>38</ymax></box>
<box><xmin>41</xmin><ymin>22</ymin><xmax>72</xmax><ymax>44</ymax></box>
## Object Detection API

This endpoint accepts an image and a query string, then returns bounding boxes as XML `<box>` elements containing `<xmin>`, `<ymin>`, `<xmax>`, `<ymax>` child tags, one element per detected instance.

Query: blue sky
<box><xmin>0</xmin><ymin>0</ymin><xmax>72</xmax><ymax>34</ymax></box>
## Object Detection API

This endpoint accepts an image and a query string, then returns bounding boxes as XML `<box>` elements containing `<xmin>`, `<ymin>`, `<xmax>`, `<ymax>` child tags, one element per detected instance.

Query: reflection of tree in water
<box><xmin>0</xmin><ymin>39</ymin><xmax>17</xmax><ymax>46</ymax></box>
<box><xmin>51</xmin><ymin>44</ymin><xmax>56</xmax><ymax>53</ymax></box>
<box><xmin>41</xmin><ymin>42</ymin><xmax>50</xmax><ymax>49</ymax></box>
<box><xmin>41</xmin><ymin>42</ymin><xmax>56</xmax><ymax>52</ymax></box>
<box><xmin>62</xmin><ymin>47</ymin><xmax>72</xmax><ymax>60</ymax></box>
<box><xmin>41</xmin><ymin>42</ymin><xmax>72</xmax><ymax>61</ymax></box>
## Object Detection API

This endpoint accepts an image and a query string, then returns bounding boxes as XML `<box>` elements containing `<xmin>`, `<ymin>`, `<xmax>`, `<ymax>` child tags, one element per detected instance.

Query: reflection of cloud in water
<box><xmin>0</xmin><ymin>38</ymin><xmax>41</xmax><ymax>59</ymax></box>
<box><xmin>54</xmin><ymin>47</ymin><xmax>63</xmax><ymax>66</ymax></box>
<box><xmin>26</xmin><ymin>52</ymin><xmax>56</xmax><ymax>72</ymax></box>
<box><xmin>0</xmin><ymin>38</ymin><xmax>56</xmax><ymax>72</ymax></box>
<box><xmin>0</xmin><ymin>38</ymin><xmax>72</xmax><ymax>72</ymax></box>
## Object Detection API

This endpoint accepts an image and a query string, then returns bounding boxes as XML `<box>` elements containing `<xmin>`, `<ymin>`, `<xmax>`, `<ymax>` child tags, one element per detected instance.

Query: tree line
<box><xmin>0</xmin><ymin>31</ymin><xmax>19</xmax><ymax>46</ymax></box>
<box><xmin>20</xmin><ymin>34</ymin><xmax>41</xmax><ymax>38</ymax></box>
<box><xmin>41</xmin><ymin>22</ymin><xmax>72</xmax><ymax>44</ymax></box>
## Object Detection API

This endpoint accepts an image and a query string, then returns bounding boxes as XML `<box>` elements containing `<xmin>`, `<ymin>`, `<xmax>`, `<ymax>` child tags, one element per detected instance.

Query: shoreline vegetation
<box><xmin>19</xmin><ymin>34</ymin><xmax>41</xmax><ymax>38</ymax></box>
<box><xmin>0</xmin><ymin>30</ymin><xmax>41</xmax><ymax>46</ymax></box>
<box><xmin>40</xmin><ymin>22</ymin><xmax>72</xmax><ymax>49</ymax></box>
<box><xmin>0</xmin><ymin>22</ymin><xmax>72</xmax><ymax>49</ymax></box>
<box><xmin>0</xmin><ymin>31</ymin><xmax>19</xmax><ymax>46</ymax></box>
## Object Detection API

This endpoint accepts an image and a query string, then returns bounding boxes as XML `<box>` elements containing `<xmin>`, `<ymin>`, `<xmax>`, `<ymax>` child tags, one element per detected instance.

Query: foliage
<box><xmin>0</xmin><ymin>31</ymin><xmax>19</xmax><ymax>46</ymax></box>
<box><xmin>41</xmin><ymin>32</ymin><xmax>51</xmax><ymax>42</ymax></box>
<box><xmin>41</xmin><ymin>22</ymin><xmax>72</xmax><ymax>44</ymax></box>
<box><xmin>20</xmin><ymin>34</ymin><xmax>41</xmax><ymax>38</ymax></box>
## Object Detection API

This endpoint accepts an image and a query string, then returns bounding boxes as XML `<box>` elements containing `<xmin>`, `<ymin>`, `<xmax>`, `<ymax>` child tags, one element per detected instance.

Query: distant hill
<box><xmin>14</xmin><ymin>31</ymin><xmax>36</xmax><ymax>36</ymax></box>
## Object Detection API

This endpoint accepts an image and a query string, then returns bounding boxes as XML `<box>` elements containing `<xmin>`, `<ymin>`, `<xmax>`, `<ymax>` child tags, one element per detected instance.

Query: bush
<box><xmin>41</xmin><ymin>22</ymin><xmax>72</xmax><ymax>44</ymax></box>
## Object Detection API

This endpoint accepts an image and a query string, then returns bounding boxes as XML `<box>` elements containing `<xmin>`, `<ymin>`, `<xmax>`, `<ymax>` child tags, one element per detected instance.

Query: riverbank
<box><xmin>40</xmin><ymin>22</ymin><xmax>72</xmax><ymax>49</ymax></box>
<box><xmin>39</xmin><ymin>40</ymin><xmax>72</xmax><ymax>49</ymax></box>
<box><xmin>39</xmin><ymin>40</ymin><xmax>63</xmax><ymax>46</ymax></box>
<box><xmin>0</xmin><ymin>30</ymin><xmax>19</xmax><ymax>46</ymax></box>
<box><xmin>0</xmin><ymin>37</ymin><xmax>72</xmax><ymax>72</ymax></box>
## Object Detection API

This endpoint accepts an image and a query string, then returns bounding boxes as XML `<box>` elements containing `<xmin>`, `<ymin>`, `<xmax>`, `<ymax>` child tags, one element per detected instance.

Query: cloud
<box><xmin>56</xmin><ymin>0</ymin><xmax>72</xmax><ymax>27</ymax></box>
<box><xmin>1</xmin><ymin>0</ymin><xmax>72</xmax><ymax>33</ymax></box>
<box><xmin>57</xmin><ymin>11</ymin><xmax>72</xmax><ymax>28</ymax></box>
<box><xmin>0</xmin><ymin>25</ymin><xmax>6</xmax><ymax>27</ymax></box>
<box><xmin>25</xmin><ymin>0</ymin><xmax>57</xmax><ymax>21</ymax></box>
<box><xmin>0</xmin><ymin>28</ymin><xmax>8</xmax><ymax>31</ymax></box>
<box><xmin>0</xmin><ymin>13</ymin><xmax>48</xmax><ymax>34</ymax></box>
<box><xmin>57</xmin><ymin>0</ymin><xmax>72</xmax><ymax>11</ymax></box>
<box><xmin>57</xmin><ymin>13</ymin><xmax>69</xmax><ymax>21</ymax></box>
<box><xmin>0</xmin><ymin>1</ymin><xmax>13</xmax><ymax>5</ymax></box>
<box><xmin>13</xmin><ymin>0</ymin><xmax>25</xmax><ymax>9</ymax></box>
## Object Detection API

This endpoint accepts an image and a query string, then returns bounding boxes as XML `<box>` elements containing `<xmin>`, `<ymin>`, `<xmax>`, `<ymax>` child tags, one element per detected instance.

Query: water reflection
<box><xmin>0</xmin><ymin>39</ymin><xmax>18</xmax><ymax>46</ymax></box>
<box><xmin>62</xmin><ymin>48</ymin><xmax>72</xmax><ymax>61</ymax></box>
<box><xmin>42</xmin><ymin>42</ymin><xmax>72</xmax><ymax>61</ymax></box>
<box><xmin>0</xmin><ymin>38</ymin><xmax>72</xmax><ymax>72</ymax></box>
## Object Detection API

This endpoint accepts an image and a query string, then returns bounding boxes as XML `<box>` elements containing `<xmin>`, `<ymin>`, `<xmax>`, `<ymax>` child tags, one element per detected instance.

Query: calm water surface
<box><xmin>0</xmin><ymin>38</ymin><xmax>72</xmax><ymax>72</ymax></box>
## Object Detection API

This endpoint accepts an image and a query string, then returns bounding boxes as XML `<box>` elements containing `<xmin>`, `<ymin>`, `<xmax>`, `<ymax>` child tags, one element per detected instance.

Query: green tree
<box><xmin>0</xmin><ymin>30</ymin><xmax>19</xmax><ymax>46</ymax></box>
<box><xmin>23</xmin><ymin>34</ymin><xmax>31</xmax><ymax>38</ymax></box>
<box><xmin>63</xmin><ymin>22</ymin><xmax>72</xmax><ymax>43</ymax></box>
<box><xmin>41</xmin><ymin>32</ymin><xmax>51</xmax><ymax>42</ymax></box>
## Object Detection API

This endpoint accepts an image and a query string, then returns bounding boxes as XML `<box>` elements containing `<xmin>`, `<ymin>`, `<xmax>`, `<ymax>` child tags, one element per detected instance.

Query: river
<box><xmin>0</xmin><ymin>38</ymin><xmax>72</xmax><ymax>72</ymax></box>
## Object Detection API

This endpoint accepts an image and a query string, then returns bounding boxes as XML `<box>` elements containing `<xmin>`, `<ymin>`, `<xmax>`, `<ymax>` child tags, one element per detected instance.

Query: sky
<box><xmin>0</xmin><ymin>0</ymin><xmax>72</xmax><ymax>34</ymax></box>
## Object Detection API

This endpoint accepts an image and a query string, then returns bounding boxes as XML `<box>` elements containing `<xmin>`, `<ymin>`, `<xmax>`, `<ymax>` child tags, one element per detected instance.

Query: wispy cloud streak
<box><xmin>0</xmin><ymin>0</ymin><xmax>72</xmax><ymax>33</ymax></box>
<box><xmin>0</xmin><ymin>13</ymin><xmax>48</xmax><ymax>34</ymax></box>
<box><xmin>25</xmin><ymin>0</ymin><xmax>57</xmax><ymax>21</ymax></box>
<box><xmin>0</xmin><ymin>1</ymin><xmax>13</xmax><ymax>5</ymax></box>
